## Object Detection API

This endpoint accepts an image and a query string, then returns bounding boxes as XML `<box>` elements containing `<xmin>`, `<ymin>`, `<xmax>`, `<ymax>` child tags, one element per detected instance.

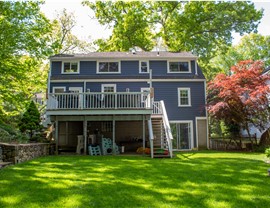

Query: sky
<box><xmin>40</xmin><ymin>0</ymin><xmax>270</xmax><ymax>45</ymax></box>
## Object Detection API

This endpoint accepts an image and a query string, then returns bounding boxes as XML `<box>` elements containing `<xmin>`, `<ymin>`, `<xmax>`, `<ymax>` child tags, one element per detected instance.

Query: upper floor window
<box><xmin>178</xmin><ymin>88</ymin><xmax>191</xmax><ymax>107</ymax></box>
<box><xmin>62</xmin><ymin>62</ymin><xmax>79</xmax><ymax>74</ymax></box>
<box><xmin>102</xmin><ymin>84</ymin><xmax>116</xmax><ymax>93</ymax></box>
<box><xmin>168</xmin><ymin>61</ymin><xmax>191</xmax><ymax>73</ymax></box>
<box><xmin>140</xmin><ymin>61</ymin><xmax>149</xmax><ymax>73</ymax></box>
<box><xmin>98</xmin><ymin>61</ymin><xmax>120</xmax><ymax>73</ymax></box>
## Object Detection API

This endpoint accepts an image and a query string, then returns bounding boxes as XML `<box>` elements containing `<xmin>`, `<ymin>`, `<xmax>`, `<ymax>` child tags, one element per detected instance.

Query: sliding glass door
<box><xmin>171</xmin><ymin>122</ymin><xmax>192</xmax><ymax>150</ymax></box>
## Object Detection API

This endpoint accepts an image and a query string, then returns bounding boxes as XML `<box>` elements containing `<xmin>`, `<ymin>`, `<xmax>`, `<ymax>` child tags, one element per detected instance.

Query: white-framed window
<box><xmin>62</xmin><ymin>62</ymin><xmax>79</xmax><ymax>74</ymax></box>
<box><xmin>139</xmin><ymin>61</ymin><xmax>149</xmax><ymax>73</ymax></box>
<box><xmin>178</xmin><ymin>88</ymin><xmax>191</xmax><ymax>107</ymax></box>
<box><xmin>102</xmin><ymin>84</ymin><xmax>116</xmax><ymax>93</ymax></box>
<box><xmin>53</xmin><ymin>87</ymin><xmax>66</xmax><ymax>93</ymax></box>
<box><xmin>97</xmin><ymin>61</ymin><xmax>120</xmax><ymax>73</ymax></box>
<box><xmin>69</xmin><ymin>87</ymin><xmax>82</xmax><ymax>93</ymax></box>
<box><xmin>168</xmin><ymin>61</ymin><xmax>191</xmax><ymax>73</ymax></box>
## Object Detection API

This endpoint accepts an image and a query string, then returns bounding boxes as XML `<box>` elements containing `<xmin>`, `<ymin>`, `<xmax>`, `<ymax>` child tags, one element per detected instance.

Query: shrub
<box><xmin>0</xmin><ymin>128</ymin><xmax>14</xmax><ymax>142</ymax></box>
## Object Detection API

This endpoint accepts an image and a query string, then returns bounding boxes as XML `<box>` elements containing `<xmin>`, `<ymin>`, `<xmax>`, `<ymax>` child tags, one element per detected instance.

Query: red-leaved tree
<box><xmin>207</xmin><ymin>60</ymin><xmax>270</xmax><ymax>142</ymax></box>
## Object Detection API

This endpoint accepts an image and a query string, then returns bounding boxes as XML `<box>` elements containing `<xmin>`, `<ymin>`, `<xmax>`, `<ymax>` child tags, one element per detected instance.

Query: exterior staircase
<box><xmin>149</xmin><ymin>101</ymin><xmax>173</xmax><ymax>158</ymax></box>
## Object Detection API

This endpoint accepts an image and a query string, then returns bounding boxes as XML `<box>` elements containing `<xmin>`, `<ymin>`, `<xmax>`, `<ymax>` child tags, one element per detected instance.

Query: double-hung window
<box><xmin>62</xmin><ymin>62</ymin><xmax>79</xmax><ymax>74</ymax></box>
<box><xmin>140</xmin><ymin>61</ymin><xmax>149</xmax><ymax>73</ymax></box>
<box><xmin>98</xmin><ymin>61</ymin><xmax>120</xmax><ymax>73</ymax></box>
<box><xmin>178</xmin><ymin>88</ymin><xmax>191</xmax><ymax>107</ymax></box>
<box><xmin>168</xmin><ymin>61</ymin><xmax>190</xmax><ymax>73</ymax></box>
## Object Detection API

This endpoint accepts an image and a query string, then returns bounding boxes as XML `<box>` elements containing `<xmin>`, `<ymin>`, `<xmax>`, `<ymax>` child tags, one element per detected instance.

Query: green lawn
<box><xmin>0</xmin><ymin>151</ymin><xmax>269</xmax><ymax>208</ymax></box>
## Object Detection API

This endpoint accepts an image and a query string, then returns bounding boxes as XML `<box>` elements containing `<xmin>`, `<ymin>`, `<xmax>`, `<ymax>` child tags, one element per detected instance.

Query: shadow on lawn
<box><xmin>0</xmin><ymin>153</ymin><xmax>270</xmax><ymax>208</ymax></box>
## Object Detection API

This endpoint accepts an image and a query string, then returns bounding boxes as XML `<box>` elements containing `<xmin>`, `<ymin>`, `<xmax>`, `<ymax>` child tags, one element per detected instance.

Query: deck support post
<box><xmin>112</xmin><ymin>115</ymin><xmax>116</xmax><ymax>155</ymax></box>
<box><xmin>83</xmin><ymin>117</ymin><xmax>87</xmax><ymax>155</ymax></box>
<box><xmin>55</xmin><ymin>119</ymin><xmax>59</xmax><ymax>155</ymax></box>
<box><xmin>143</xmin><ymin>115</ymin><xmax>145</xmax><ymax>155</ymax></box>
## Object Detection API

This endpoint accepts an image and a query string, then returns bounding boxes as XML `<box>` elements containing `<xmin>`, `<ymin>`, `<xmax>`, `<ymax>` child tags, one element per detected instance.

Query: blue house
<box><xmin>46</xmin><ymin>51</ymin><xmax>208</xmax><ymax>158</ymax></box>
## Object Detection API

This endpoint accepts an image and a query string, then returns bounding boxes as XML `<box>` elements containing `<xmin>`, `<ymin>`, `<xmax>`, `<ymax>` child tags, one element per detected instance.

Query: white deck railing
<box><xmin>152</xmin><ymin>101</ymin><xmax>162</xmax><ymax>114</ymax></box>
<box><xmin>47</xmin><ymin>92</ymin><xmax>151</xmax><ymax>110</ymax></box>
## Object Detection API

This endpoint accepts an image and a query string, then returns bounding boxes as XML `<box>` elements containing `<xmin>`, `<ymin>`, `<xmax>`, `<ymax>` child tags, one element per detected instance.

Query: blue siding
<box><xmin>153</xmin><ymin>82</ymin><xmax>206</xmax><ymax>120</ymax></box>
<box><xmin>50</xmin><ymin>82</ymin><xmax>85</xmax><ymax>93</ymax></box>
<box><xmin>51</xmin><ymin>60</ymin><xmax>198</xmax><ymax>77</ymax></box>
<box><xmin>121</xmin><ymin>61</ymin><xmax>139</xmax><ymax>76</ymax></box>
<box><xmin>86</xmin><ymin>82</ymin><xmax>149</xmax><ymax>92</ymax></box>
<box><xmin>150</xmin><ymin>60</ymin><xmax>167</xmax><ymax>76</ymax></box>
<box><xmin>80</xmin><ymin>61</ymin><xmax>96</xmax><ymax>75</ymax></box>
<box><xmin>51</xmin><ymin>61</ymin><xmax>62</xmax><ymax>76</ymax></box>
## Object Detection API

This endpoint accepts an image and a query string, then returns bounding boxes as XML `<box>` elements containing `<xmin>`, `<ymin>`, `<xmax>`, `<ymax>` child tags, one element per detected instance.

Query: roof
<box><xmin>50</xmin><ymin>51</ymin><xmax>198</xmax><ymax>60</ymax></box>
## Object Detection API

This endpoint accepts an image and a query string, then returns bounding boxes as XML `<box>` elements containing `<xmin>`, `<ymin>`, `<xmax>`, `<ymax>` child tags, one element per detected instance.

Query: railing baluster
<box><xmin>47</xmin><ymin>92</ymin><xmax>152</xmax><ymax>110</ymax></box>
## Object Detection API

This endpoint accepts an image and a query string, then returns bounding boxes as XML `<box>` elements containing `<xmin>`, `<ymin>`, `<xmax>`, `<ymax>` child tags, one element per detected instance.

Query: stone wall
<box><xmin>0</xmin><ymin>143</ymin><xmax>55</xmax><ymax>164</ymax></box>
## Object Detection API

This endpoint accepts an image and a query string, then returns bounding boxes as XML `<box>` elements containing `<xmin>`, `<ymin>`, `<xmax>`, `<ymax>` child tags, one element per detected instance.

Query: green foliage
<box><xmin>0</xmin><ymin>1</ymin><xmax>51</xmax><ymax>122</ymax></box>
<box><xmin>84</xmin><ymin>1</ymin><xmax>262</xmax><ymax>60</ymax></box>
<box><xmin>18</xmin><ymin>101</ymin><xmax>42</xmax><ymax>139</ymax></box>
<box><xmin>265</xmin><ymin>148</ymin><xmax>270</xmax><ymax>158</ymax></box>
<box><xmin>0</xmin><ymin>128</ymin><xmax>14</xmax><ymax>143</ymax></box>
<box><xmin>208</xmin><ymin>34</ymin><xmax>270</xmax><ymax>80</ymax></box>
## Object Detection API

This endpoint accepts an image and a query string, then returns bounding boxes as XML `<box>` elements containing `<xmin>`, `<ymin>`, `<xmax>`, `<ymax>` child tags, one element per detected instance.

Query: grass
<box><xmin>0</xmin><ymin>151</ymin><xmax>270</xmax><ymax>208</ymax></box>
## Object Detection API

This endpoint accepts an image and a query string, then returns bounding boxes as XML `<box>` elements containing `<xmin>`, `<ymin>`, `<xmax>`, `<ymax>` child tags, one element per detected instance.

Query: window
<box><xmin>98</xmin><ymin>61</ymin><xmax>120</xmax><ymax>73</ymax></box>
<box><xmin>102</xmin><ymin>84</ymin><xmax>116</xmax><ymax>93</ymax></box>
<box><xmin>140</xmin><ymin>61</ymin><xmax>149</xmax><ymax>73</ymax></box>
<box><xmin>53</xmin><ymin>87</ymin><xmax>66</xmax><ymax>93</ymax></box>
<box><xmin>178</xmin><ymin>88</ymin><xmax>191</xmax><ymax>106</ymax></box>
<box><xmin>62</xmin><ymin>62</ymin><xmax>79</xmax><ymax>73</ymax></box>
<box><xmin>168</xmin><ymin>61</ymin><xmax>190</xmax><ymax>73</ymax></box>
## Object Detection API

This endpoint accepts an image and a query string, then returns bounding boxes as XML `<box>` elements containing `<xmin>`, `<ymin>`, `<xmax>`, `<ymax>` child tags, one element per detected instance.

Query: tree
<box><xmin>0</xmin><ymin>1</ymin><xmax>52</xmax><ymax>123</ymax></box>
<box><xmin>83</xmin><ymin>1</ymin><xmax>262</xmax><ymax>60</ymax></box>
<box><xmin>207</xmin><ymin>60</ymin><xmax>270</xmax><ymax>142</ymax></box>
<box><xmin>18</xmin><ymin>101</ymin><xmax>42</xmax><ymax>139</ymax></box>
<box><xmin>208</xmin><ymin>34</ymin><xmax>270</xmax><ymax>80</ymax></box>
<box><xmin>51</xmin><ymin>9</ymin><xmax>93</xmax><ymax>54</ymax></box>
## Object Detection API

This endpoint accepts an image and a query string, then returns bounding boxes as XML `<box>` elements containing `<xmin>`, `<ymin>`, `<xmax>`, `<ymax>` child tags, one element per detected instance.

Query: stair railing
<box><xmin>160</xmin><ymin>100</ymin><xmax>173</xmax><ymax>158</ymax></box>
<box><xmin>147</xmin><ymin>119</ymin><xmax>154</xmax><ymax>158</ymax></box>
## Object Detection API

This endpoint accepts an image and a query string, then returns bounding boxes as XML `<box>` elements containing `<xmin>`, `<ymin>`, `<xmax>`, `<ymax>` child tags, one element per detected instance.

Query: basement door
<box><xmin>171</xmin><ymin>121</ymin><xmax>193</xmax><ymax>150</ymax></box>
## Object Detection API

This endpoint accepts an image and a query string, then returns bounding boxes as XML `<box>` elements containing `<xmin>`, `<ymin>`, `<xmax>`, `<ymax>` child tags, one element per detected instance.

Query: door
<box><xmin>197</xmin><ymin>118</ymin><xmax>208</xmax><ymax>149</ymax></box>
<box><xmin>141</xmin><ymin>88</ymin><xmax>150</xmax><ymax>108</ymax></box>
<box><xmin>102</xmin><ymin>84</ymin><xmax>116</xmax><ymax>108</ymax></box>
<box><xmin>171</xmin><ymin>122</ymin><xmax>193</xmax><ymax>150</ymax></box>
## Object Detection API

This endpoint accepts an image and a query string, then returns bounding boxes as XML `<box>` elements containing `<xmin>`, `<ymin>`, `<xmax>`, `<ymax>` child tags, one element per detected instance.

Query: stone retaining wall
<box><xmin>0</xmin><ymin>143</ymin><xmax>55</xmax><ymax>164</ymax></box>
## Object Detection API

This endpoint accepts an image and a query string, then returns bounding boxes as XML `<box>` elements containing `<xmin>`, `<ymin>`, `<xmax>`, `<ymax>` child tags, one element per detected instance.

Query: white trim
<box><xmin>61</xmin><ymin>61</ymin><xmax>80</xmax><ymax>74</ymax></box>
<box><xmin>139</xmin><ymin>60</ymin><xmax>149</xmax><ymax>73</ymax></box>
<box><xmin>167</xmin><ymin>60</ymin><xmax>191</xmax><ymax>73</ymax></box>
<box><xmin>101</xmin><ymin>84</ymin><xmax>116</xmax><ymax>93</ymax></box>
<box><xmin>52</xmin><ymin>86</ymin><xmax>66</xmax><ymax>93</ymax></box>
<box><xmin>178</xmin><ymin>88</ymin><xmax>191</xmax><ymax>107</ymax></box>
<box><xmin>195</xmin><ymin>62</ymin><xmax>198</xmax><ymax>75</ymax></box>
<box><xmin>97</xmin><ymin>61</ymin><xmax>121</xmax><ymax>74</ymax></box>
<box><xmin>50</xmin><ymin>79</ymin><xmax>206</xmax><ymax>83</ymax></box>
<box><xmin>51</xmin><ymin>57</ymin><xmax>198</xmax><ymax>61</ymax></box>
<box><xmin>169</xmin><ymin>120</ymin><xmax>194</xmax><ymax>150</ymax></box>
<box><xmin>196</xmin><ymin>117</ymin><xmax>209</xmax><ymax>149</ymax></box>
